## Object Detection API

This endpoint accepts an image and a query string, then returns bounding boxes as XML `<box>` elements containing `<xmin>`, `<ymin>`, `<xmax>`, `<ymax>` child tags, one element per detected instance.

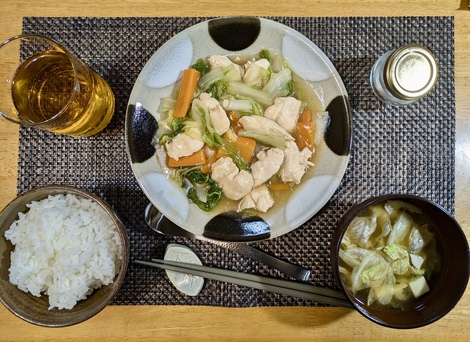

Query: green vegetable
<box><xmin>339</xmin><ymin>246</ymin><xmax>372</xmax><ymax>268</ymax></box>
<box><xmin>243</xmin><ymin>61</ymin><xmax>271</xmax><ymax>89</ymax></box>
<box><xmin>360</xmin><ymin>260</ymin><xmax>394</xmax><ymax>288</ymax></box>
<box><xmin>238</xmin><ymin>129</ymin><xmax>286</xmax><ymax>149</ymax></box>
<box><xmin>157</xmin><ymin>50</ymin><xmax>313</xmax><ymax>214</ymax></box>
<box><xmin>408</xmin><ymin>224</ymin><xmax>433</xmax><ymax>253</ymax></box>
<box><xmin>383</xmin><ymin>244</ymin><xmax>410</xmax><ymax>275</ymax></box>
<box><xmin>259</xmin><ymin>50</ymin><xmax>286</xmax><ymax>73</ymax></box>
<box><xmin>221</xmin><ymin>97</ymin><xmax>264</xmax><ymax>116</ymax></box>
<box><xmin>387</xmin><ymin>211</ymin><xmax>413</xmax><ymax>245</ymax></box>
<box><xmin>259</xmin><ymin>49</ymin><xmax>271</xmax><ymax>62</ymax></box>
<box><xmin>159</xmin><ymin>96</ymin><xmax>177</xmax><ymax>114</ymax></box>
<box><xmin>221</xmin><ymin>99</ymin><xmax>253</xmax><ymax>112</ymax></box>
<box><xmin>227</xmin><ymin>81</ymin><xmax>274</xmax><ymax>106</ymax></box>
<box><xmin>158</xmin><ymin>117</ymin><xmax>186</xmax><ymax>145</ymax></box>
<box><xmin>368</xmin><ymin>204</ymin><xmax>392</xmax><ymax>248</ymax></box>
<box><xmin>344</xmin><ymin>214</ymin><xmax>377</xmax><ymax>248</ymax></box>
<box><xmin>368</xmin><ymin>283</ymin><xmax>395</xmax><ymax>306</ymax></box>
<box><xmin>269</xmin><ymin>52</ymin><xmax>288</xmax><ymax>73</ymax></box>
<box><xmin>356</xmin><ymin>253</ymin><xmax>396</xmax><ymax>306</ymax></box>
<box><xmin>350</xmin><ymin>252</ymin><xmax>383</xmax><ymax>293</ymax></box>
<box><xmin>393</xmin><ymin>282</ymin><xmax>413</xmax><ymax>302</ymax></box>
<box><xmin>199</xmin><ymin>64</ymin><xmax>241</xmax><ymax>99</ymax></box>
<box><xmin>246</xmin><ymin>99</ymin><xmax>264</xmax><ymax>116</ymax></box>
<box><xmin>199</xmin><ymin>68</ymin><xmax>224</xmax><ymax>90</ymax></box>
<box><xmin>214</xmin><ymin>134</ymin><xmax>248</xmax><ymax>171</ymax></box>
<box><xmin>176</xmin><ymin>167</ymin><xmax>224</xmax><ymax>211</ymax></box>
<box><xmin>262</xmin><ymin>67</ymin><xmax>294</xmax><ymax>99</ymax></box>
<box><xmin>190</xmin><ymin>99</ymin><xmax>247</xmax><ymax>170</ymax></box>
<box><xmin>206</xmin><ymin>80</ymin><xmax>229</xmax><ymax>100</ymax></box>
<box><xmin>339</xmin><ymin>201</ymin><xmax>437</xmax><ymax>308</ymax></box>
<box><xmin>385</xmin><ymin>200</ymin><xmax>423</xmax><ymax>215</ymax></box>
<box><xmin>190</xmin><ymin>98</ymin><xmax>218</xmax><ymax>147</ymax></box>
<box><xmin>191</xmin><ymin>58</ymin><xmax>211</xmax><ymax>76</ymax></box>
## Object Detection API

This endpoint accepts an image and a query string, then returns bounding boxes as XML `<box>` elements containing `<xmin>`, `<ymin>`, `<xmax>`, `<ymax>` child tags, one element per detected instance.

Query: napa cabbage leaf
<box><xmin>383</xmin><ymin>244</ymin><xmax>410</xmax><ymax>275</ymax></box>
<box><xmin>344</xmin><ymin>214</ymin><xmax>377</xmax><ymax>248</ymax></box>
<box><xmin>387</xmin><ymin>211</ymin><xmax>413</xmax><ymax>245</ymax></box>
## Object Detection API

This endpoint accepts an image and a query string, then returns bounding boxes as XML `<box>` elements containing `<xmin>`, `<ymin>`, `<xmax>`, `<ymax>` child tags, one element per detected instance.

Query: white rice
<box><xmin>4</xmin><ymin>193</ymin><xmax>122</xmax><ymax>310</ymax></box>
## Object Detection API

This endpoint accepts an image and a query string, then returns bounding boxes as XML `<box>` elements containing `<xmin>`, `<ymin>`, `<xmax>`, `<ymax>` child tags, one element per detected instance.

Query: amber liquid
<box><xmin>11</xmin><ymin>50</ymin><xmax>114</xmax><ymax>137</ymax></box>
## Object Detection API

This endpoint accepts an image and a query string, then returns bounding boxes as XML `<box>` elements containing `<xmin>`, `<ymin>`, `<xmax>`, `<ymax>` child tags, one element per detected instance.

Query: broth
<box><xmin>339</xmin><ymin>200</ymin><xmax>440</xmax><ymax>309</ymax></box>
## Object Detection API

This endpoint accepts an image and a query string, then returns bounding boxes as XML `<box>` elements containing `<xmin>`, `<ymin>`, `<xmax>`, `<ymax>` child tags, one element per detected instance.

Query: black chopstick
<box><xmin>135</xmin><ymin>259</ymin><xmax>353</xmax><ymax>308</ymax></box>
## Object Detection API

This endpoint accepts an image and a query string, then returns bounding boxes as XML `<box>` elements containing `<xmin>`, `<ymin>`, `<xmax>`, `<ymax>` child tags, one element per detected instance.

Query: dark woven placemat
<box><xmin>18</xmin><ymin>17</ymin><xmax>455</xmax><ymax>307</ymax></box>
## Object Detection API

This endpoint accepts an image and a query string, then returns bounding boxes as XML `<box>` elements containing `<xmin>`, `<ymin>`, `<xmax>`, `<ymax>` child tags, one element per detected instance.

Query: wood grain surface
<box><xmin>0</xmin><ymin>1</ymin><xmax>469</xmax><ymax>341</ymax></box>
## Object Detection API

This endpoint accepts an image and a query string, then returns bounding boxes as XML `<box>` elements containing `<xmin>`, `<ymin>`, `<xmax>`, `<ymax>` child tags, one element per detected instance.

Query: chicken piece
<box><xmin>251</xmin><ymin>148</ymin><xmax>284</xmax><ymax>187</ymax></box>
<box><xmin>208</xmin><ymin>55</ymin><xmax>244</xmax><ymax>78</ymax></box>
<box><xmin>239</xmin><ymin>115</ymin><xmax>294</xmax><ymax>141</ymax></box>
<box><xmin>280</xmin><ymin>141</ymin><xmax>314</xmax><ymax>184</ymax></box>
<box><xmin>199</xmin><ymin>93</ymin><xmax>230</xmax><ymax>135</ymax></box>
<box><xmin>264</xmin><ymin>97</ymin><xmax>302</xmax><ymax>134</ymax></box>
<box><xmin>238</xmin><ymin>185</ymin><xmax>275</xmax><ymax>212</ymax></box>
<box><xmin>211</xmin><ymin>157</ymin><xmax>254</xmax><ymax>201</ymax></box>
<box><xmin>245</xmin><ymin>58</ymin><xmax>270</xmax><ymax>70</ymax></box>
<box><xmin>243</xmin><ymin>58</ymin><xmax>270</xmax><ymax>87</ymax></box>
<box><xmin>165</xmin><ymin>129</ymin><xmax>205</xmax><ymax>160</ymax></box>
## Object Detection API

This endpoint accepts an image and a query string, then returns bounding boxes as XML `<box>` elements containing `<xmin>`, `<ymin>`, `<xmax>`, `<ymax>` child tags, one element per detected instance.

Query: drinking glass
<box><xmin>0</xmin><ymin>34</ymin><xmax>115</xmax><ymax>137</ymax></box>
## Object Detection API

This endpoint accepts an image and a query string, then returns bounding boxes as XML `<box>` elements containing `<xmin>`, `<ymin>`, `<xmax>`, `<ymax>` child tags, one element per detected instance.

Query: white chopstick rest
<box><xmin>164</xmin><ymin>244</ymin><xmax>204</xmax><ymax>296</ymax></box>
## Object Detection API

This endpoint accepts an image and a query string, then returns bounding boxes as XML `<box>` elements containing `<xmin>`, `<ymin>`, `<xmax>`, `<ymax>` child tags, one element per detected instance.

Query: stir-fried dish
<box><xmin>339</xmin><ymin>200</ymin><xmax>437</xmax><ymax>308</ymax></box>
<box><xmin>156</xmin><ymin>50</ymin><xmax>324</xmax><ymax>213</ymax></box>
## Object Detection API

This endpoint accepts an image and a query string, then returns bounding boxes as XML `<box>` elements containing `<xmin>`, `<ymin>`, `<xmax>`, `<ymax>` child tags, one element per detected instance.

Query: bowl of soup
<box><xmin>331</xmin><ymin>194</ymin><xmax>470</xmax><ymax>329</ymax></box>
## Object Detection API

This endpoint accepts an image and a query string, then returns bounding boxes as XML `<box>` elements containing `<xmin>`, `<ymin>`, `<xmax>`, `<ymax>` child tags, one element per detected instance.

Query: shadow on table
<box><xmin>264</xmin><ymin>306</ymin><xmax>355</xmax><ymax>328</ymax></box>
<box><xmin>458</xmin><ymin>0</ymin><xmax>469</xmax><ymax>10</ymax></box>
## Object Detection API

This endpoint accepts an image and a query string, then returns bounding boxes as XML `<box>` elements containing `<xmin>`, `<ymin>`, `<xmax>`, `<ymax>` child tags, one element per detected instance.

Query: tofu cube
<box><xmin>410</xmin><ymin>254</ymin><xmax>424</xmax><ymax>269</ymax></box>
<box><xmin>409</xmin><ymin>276</ymin><xmax>430</xmax><ymax>298</ymax></box>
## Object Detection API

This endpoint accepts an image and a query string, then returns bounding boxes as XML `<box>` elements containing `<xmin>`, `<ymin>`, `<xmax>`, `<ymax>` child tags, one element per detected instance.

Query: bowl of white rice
<box><xmin>0</xmin><ymin>185</ymin><xmax>129</xmax><ymax>327</ymax></box>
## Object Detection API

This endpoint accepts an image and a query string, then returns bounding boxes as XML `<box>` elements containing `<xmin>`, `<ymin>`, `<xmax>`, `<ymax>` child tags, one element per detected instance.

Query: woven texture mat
<box><xmin>19</xmin><ymin>17</ymin><xmax>455</xmax><ymax>307</ymax></box>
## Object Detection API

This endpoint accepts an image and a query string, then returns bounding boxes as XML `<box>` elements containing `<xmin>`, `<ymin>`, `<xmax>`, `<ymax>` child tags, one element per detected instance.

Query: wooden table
<box><xmin>0</xmin><ymin>1</ymin><xmax>469</xmax><ymax>340</ymax></box>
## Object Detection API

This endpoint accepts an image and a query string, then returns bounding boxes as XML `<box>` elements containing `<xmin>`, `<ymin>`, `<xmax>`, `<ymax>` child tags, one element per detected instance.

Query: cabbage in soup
<box><xmin>339</xmin><ymin>200</ymin><xmax>438</xmax><ymax>309</ymax></box>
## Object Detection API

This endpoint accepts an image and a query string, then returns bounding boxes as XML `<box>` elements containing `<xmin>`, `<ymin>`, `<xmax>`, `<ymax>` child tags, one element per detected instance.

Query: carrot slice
<box><xmin>200</xmin><ymin>164</ymin><xmax>210</xmax><ymax>174</ymax></box>
<box><xmin>296</xmin><ymin>121</ymin><xmax>315</xmax><ymax>151</ymax></box>
<box><xmin>215</xmin><ymin>146</ymin><xmax>227</xmax><ymax>160</ymax></box>
<box><xmin>172</xmin><ymin>68</ymin><xmax>201</xmax><ymax>118</ymax></box>
<box><xmin>167</xmin><ymin>149</ymin><xmax>206</xmax><ymax>168</ymax></box>
<box><xmin>233</xmin><ymin>136</ymin><xmax>256</xmax><ymax>162</ymax></box>
<box><xmin>298</xmin><ymin>109</ymin><xmax>312</xmax><ymax>123</ymax></box>
<box><xmin>217</xmin><ymin>136</ymin><xmax>256</xmax><ymax>163</ymax></box>
<box><xmin>201</xmin><ymin>151</ymin><xmax>219</xmax><ymax>174</ymax></box>
<box><xmin>228</xmin><ymin>110</ymin><xmax>241</xmax><ymax>132</ymax></box>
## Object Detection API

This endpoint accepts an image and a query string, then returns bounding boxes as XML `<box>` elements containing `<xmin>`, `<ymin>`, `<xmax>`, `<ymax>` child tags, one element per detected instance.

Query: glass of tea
<box><xmin>0</xmin><ymin>34</ymin><xmax>115</xmax><ymax>137</ymax></box>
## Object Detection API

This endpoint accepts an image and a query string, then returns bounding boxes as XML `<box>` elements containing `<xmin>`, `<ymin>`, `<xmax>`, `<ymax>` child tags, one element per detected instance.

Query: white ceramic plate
<box><xmin>126</xmin><ymin>17</ymin><xmax>352</xmax><ymax>242</ymax></box>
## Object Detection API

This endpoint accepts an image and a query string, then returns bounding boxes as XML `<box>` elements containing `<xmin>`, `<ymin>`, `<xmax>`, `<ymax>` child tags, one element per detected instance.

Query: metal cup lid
<box><xmin>384</xmin><ymin>44</ymin><xmax>438</xmax><ymax>101</ymax></box>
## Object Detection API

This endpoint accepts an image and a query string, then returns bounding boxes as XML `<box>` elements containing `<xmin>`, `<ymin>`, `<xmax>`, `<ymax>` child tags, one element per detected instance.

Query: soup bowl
<box><xmin>331</xmin><ymin>194</ymin><xmax>470</xmax><ymax>329</ymax></box>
